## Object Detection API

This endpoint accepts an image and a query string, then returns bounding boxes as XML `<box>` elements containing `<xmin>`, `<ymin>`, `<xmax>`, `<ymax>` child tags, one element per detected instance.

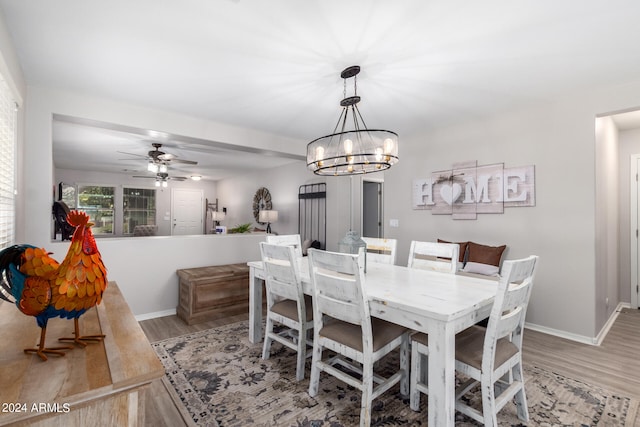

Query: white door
<box><xmin>171</xmin><ymin>188</ymin><xmax>203</xmax><ymax>235</ymax></box>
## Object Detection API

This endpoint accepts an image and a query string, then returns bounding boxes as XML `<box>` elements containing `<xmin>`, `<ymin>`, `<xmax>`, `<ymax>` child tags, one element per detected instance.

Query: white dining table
<box><xmin>247</xmin><ymin>259</ymin><xmax>497</xmax><ymax>427</ymax></box>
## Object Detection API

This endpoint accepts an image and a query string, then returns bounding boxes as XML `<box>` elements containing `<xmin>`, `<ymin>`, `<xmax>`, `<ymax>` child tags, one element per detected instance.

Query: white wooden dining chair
<box><xmin>407</xmin><ymin>240</ymin><xmax>459</xmax><ymax>274</ymax></box>
<box><xmin>260</xmin><ymin>242</ymin><xmax>313</xmax><ymax>381</ymax></box>
<box><xmin>410</xmin><ymin>255</ymin><xmax>538</xmax><ymax>427</ymax></box>
<box><xmin>362</xmin><ymin>237</ymin><xmax>397</xmax><ymax>265</ymax></box>
<box><xmin>266</xmin><ymin>234</ymin><xmax>303</xmax><ymax>258</ymax></box>
<box><xmin>307</xmin><ymin>248</ymin><xmax>409</xmax><ymax>427</ymax></box>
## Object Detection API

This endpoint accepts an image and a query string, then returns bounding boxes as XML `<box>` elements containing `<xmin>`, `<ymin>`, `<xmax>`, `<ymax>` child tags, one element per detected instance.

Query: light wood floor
<box><xmin>140</xmin><ymin>308</ymin><xmax>640</xmax><ymax>426</ymax></box>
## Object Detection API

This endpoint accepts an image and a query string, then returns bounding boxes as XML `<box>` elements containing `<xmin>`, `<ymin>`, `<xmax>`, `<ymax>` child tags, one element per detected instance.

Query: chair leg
<box><xmin>262</xmin><ymin>317</ymin><xmax>273</xmax><ymax>360</ymax></box>
<box><xmin>481</xmin><ymin>372</ymin><xmax>498</xmax><ymax>427</ymax></box>
<box><xmin>360</xmin><ymin>359</ymin><xmax>374</xmax><ymax>427</ymax></box>
<box><xmin>399</xmin><ymin>333</ymin><xmax>409</xmax><ymax>396</ymax></box>
<box><xmin>308</xmin><ymin>334</ymin><xmax>322</xmax><ymax>397</ymax></box>
<box><xmin>513</xmin><ymin>362</ymin><xmax>529</xmax><ymax>422</ymax></box>
<box><xmin>295</xmin><ymin>326</ymin><xmax>306</xmax><ymax>381</ymax></box>
<box><xmin>409</xmin><ymin>341</ymin><xmax>421</xmax><ymax>411</ymax></box>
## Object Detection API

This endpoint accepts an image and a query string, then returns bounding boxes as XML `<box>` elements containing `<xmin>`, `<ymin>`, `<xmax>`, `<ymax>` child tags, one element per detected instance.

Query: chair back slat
<box><xmin>266</xmin><ymin>234</ymin><xmax>303</xmax><ymax>258</ymax></box>
<box><xmin>308</xmin><ymin>249</ymin><xmax>368</xmax><ymax>326</ymax></box>
<box><xmin>362</xmin><ymin>237</ymin><xmax>397</xmax><ymax>265</ymax></box>
<box><xmin>502</xmin><ymin>278</ymin><xmax>533</xmax><ymax>313</ymax></box>
<box><xmin>407</xmin><ymin>241</ymin><xmax>459</xmax><ymax>274</ymax></box>
<box><xmin>260</xmin><ymin>242</ymin><xmax>302</xmax><ymax>302</ymax></box>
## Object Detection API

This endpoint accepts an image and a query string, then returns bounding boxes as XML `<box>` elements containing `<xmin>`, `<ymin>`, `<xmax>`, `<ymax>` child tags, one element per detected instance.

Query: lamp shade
<box><xmin>211</xmin><ymin>211</ymin><xmax>226</xmax><ymax>221</ymax></box>
<box><xmin>307</xmin><ymin>129</ymin><xmax>398</xmax><ymax>175</ymax></box>
<box><xmin>259</xmin><ymin>210</ymin><xmax>278</xmax><ymax>223</ymax></box>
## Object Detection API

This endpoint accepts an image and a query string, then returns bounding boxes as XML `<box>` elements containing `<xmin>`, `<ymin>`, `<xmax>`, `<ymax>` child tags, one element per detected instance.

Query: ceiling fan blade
<box><xmin>132</xmin><ymin>175</ymin><xmax>155</xmax><ymax>179</ymax></box>
<box><xmin>170</xmin><ymin>158</ymin><xmax>198</xmax><ymax>165</ymax></box>
<box><xmin>171</xmin><ymin>176</ymin><xmax>188</xmax><ymax>181</ymax></box>
<box><xmin>118</xmin><ymin>151</ymin><xmax>149</xmax><ymax>159</ymax></box>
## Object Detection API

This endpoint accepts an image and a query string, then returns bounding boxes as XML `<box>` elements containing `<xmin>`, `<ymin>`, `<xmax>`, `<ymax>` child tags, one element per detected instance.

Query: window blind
<box><xmin>0</xmin><ymin>73</ymin><xmax>17</xmax><ymax>249</ymax></box>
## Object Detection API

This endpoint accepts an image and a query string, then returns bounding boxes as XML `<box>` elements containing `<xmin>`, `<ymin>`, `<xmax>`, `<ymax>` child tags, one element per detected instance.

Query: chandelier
<box><xmin>306</xmin><ymin>65</ymin><xmax>398</xmax><ymax>176</ymax></box>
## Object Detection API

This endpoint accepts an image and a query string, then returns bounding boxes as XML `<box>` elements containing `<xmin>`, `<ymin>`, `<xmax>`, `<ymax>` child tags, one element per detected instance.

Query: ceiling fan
<box><xmin>119</xmin><ymin>142</ymin><xmax>198</xmax><ymax>166</ymax></box>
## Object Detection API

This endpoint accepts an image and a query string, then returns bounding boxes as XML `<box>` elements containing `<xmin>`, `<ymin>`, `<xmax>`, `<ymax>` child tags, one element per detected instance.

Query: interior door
<box><xmin>363</xmin><ymin>181</ymin><xmax>383</xmax><ymax>238</ymax></box>
<box><xmin>171</xmin><ymin>188</ymin><xmax>203</xmax><ymax>235</ymax></box>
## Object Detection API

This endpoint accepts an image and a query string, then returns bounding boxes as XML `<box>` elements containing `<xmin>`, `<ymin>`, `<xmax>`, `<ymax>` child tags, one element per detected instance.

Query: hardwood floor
<box><xmin>140</xmin><ymin>308</ymin><xmax>640</xmax><ymax>426</ymax></box>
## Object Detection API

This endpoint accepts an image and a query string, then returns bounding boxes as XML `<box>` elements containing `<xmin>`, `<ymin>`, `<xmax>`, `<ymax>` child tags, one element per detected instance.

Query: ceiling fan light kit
<box><xmin>307</xmin><ymin>65</ymin><xmax>399</xmax><ymax>176</ymax></box>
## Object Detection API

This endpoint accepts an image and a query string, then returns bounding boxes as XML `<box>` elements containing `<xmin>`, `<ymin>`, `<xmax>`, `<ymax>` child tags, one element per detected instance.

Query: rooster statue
<box><xmin>0</xmin><ymin>210</ymin><xmax>108</xmax><ymax>361</ymax></box>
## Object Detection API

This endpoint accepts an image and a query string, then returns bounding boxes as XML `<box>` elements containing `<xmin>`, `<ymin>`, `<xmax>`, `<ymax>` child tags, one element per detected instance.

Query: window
<box><xmin>123</xmin><ymin>187</ymin><xmax>156</xmax><ymax>235</ymax></box>
<box><xmin>77</xmin><ymin>185</ymin><xmax>115</xmax><ymax>235</ymax></box>
<box><xmin>0</xmin><ymin>74</ymin><xmax>17</xmax><ymax>250</ymax></box>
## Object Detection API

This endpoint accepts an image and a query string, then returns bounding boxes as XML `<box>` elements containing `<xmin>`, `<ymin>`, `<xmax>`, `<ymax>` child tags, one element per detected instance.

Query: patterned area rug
<box><xmin>152</xmin><ymin>321</ymin><xmax>638</xmax><ymax>426</ymax></box>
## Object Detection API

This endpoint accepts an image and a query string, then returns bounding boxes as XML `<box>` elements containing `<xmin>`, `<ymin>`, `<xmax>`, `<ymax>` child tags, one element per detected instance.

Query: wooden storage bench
<box><xmin>177</xmin><ymin>263</ymin><xmax>250</xmax><ymax>325</ymax></box>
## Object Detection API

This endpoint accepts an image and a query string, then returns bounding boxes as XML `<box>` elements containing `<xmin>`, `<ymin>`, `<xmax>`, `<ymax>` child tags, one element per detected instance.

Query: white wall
<box><xmin>216</xmin><ymin>160</ymin><xmax>315</xmax><ymax>234</ymax></box>
<box><xmin>383</xmin><ymin>82</ymin><xmax>640</xmax><ymax>341</ymax></box>
<box><xmin>45</xmin><ymin>233</ymin><xmax>266</xmax><ymax>317</ymax></box>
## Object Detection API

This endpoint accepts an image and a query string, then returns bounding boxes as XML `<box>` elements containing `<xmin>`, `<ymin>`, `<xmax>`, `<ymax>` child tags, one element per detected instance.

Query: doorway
<box><xmin>171</xmin><ymin>188</ymin><xmax>204</xmax><ymax>235</ymax></box>
<box><xmin>362</xmin><ymin>180</ymin><xmax>383</xmax><ymax>238</ymax></box>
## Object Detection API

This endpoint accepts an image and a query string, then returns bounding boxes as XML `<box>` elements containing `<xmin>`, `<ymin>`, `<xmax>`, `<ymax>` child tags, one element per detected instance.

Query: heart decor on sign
<box><xmin>440</xmin><ymin>183</ymin><xmax>462</xmax><ymax>205</ymax></box>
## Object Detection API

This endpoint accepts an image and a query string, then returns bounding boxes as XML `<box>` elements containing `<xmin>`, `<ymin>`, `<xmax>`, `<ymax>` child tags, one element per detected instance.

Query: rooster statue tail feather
<box><xmin>0</xmin><ymin>210</ymin><xmax>108</xmax><ymax>361</ymax></box>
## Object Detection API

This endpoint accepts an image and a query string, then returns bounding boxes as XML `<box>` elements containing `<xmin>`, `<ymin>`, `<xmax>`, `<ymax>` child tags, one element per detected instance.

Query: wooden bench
<box><xmin>176</xmin><ymin>263</ymin><xmax>251</xmax><ymax>325</ymax></box>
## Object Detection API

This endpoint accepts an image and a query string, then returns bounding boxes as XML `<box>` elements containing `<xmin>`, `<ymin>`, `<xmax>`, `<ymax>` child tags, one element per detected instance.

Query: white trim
<box><xmin>524</xmin><ymin>322</ymin><xmax>594</xmax><ymax>345</ymax></box>
<box><xmin>525</xmin><ymin>301</ymin><xmax>629</xmax><ymax>346</ymax></box>
<box><xmin>631</xmin><ymin>154</ymin><xmax>640</xmax><ymax>309</ymax></box>
<box><xmin>593</xmin><ymin>302</ymin><xmax>630</xmax><ymax>346</ymax></box>
<box><xmin>135</xmin><ymin>308</ymin><xmax>176</xmax><ymax>322</ymax></box>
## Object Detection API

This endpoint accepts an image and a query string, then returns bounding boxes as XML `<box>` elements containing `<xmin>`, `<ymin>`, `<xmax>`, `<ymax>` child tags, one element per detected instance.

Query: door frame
<box><xmin>630</xmin><ymin>154</ymin><xmax>640</xmax><ymax>308</ymax></box>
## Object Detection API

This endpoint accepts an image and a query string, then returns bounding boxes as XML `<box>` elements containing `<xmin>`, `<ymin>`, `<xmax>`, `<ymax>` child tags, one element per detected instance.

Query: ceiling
<box><xmin>3</xmin><ymin>0</ymin><xmax>640</xmax><ymax>180</ymax></box>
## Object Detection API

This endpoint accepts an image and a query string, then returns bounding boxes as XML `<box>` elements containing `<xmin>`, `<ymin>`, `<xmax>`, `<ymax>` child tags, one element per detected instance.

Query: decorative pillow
<box><xmin>466</xmin><ymin>241</ymin><xmax>506</xmax><ymax>267</ymax></box>
<box><xmin>437</xmin><ymin>239</ymin><xmax>468</xmax><ymax>264</ymax></box>
<box><xmin>461</xmin><ymin>261</ymin><xmax>499</xmax><ymax>276</ymax></box>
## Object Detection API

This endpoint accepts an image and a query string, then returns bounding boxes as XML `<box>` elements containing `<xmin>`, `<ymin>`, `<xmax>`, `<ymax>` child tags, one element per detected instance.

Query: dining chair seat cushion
<box><xmin>412</xmin><ymin>323</ymin><xmax>480</xmax><ymax>347</ymax></box>
<box><xmin>320</xmin><ymin>318</ymin><xmax>407</xmax><ymax>352</ymax></box>
<box><xmin>454</xmin><ymin>325</ymin><xmax>518</xmax><ymax>370</ymax></box>
<box><xmin>271</xmin><ymin>295</ymin><xmax>313</xmax><ymax>322</ymax></box>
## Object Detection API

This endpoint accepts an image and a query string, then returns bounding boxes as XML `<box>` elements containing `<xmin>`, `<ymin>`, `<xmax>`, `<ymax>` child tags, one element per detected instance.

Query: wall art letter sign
<box><xmin>412</xmin><ymin>161</ymin><xmax>535</xmax><ymax>220</ymax></box>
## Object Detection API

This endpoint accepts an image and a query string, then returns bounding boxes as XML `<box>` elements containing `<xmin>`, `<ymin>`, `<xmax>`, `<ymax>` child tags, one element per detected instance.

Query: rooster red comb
<box><xmin>66</xmin><ymin>210</ymin><xmax>91</xmax><ymax>227</ymax></box>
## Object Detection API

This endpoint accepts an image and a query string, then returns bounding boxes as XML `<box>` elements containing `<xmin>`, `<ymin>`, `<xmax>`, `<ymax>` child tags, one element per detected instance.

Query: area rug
<box><xmin>152</xmin><ymin>321</ymin><xmax>638</xmax><ymax>426</ymax></box>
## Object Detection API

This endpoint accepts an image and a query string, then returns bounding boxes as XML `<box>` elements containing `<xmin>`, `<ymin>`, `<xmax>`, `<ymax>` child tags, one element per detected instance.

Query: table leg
<box><xmin>248</xmin><ymin>267</ymin><xmax>263</xmax><ymax>344</ymax></box>
<box><xmin>428</xmin><ymin>322</ymin><xmax>456</xmax><ymax>427</ymax></box>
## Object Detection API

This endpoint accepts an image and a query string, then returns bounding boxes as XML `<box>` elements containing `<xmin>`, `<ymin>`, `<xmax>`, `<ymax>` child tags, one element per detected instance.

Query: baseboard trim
<box><xmin>525</xmin><ymin>322</ymin><xmax>594</xmax><ymax>345</ymax></box>
<box><xmin>135</xmin><ymin>308</ymin><xmax>176</xmax><ymax>322</ymax></box>
<box><xmin>526</xmin><ymin>302</ymin><xmax>631</xmax><ymax>346</ymax></box>
<box><xmin>593</xmin><ymin>302</ymin><xmax>630</xmax><ymax>346</ymax></box>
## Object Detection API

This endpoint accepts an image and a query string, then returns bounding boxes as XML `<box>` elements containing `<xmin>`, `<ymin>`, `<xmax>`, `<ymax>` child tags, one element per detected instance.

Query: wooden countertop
<box><xmin>0</xmin><ymin>282</ymin><xmax>164</xmax><ymax>425</ymax></box>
